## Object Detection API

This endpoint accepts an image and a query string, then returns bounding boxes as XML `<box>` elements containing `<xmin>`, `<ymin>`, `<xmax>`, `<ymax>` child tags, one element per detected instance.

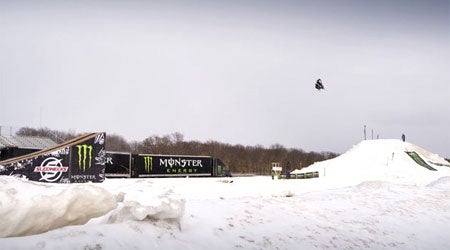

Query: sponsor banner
<box><xmin>31</xmin><ymin>147</ymin><xmax>71</xmax><ymax>183</ymax></box>
<box><xmin>0</xmin><ymin>159</ymin><xmax>34</xmax><ymax>180</ymax></box>
<box><xmin>0</xmin><ymin>147</ymin><xmax>71</xmax><ymax>183</ymax></box>
<box><xmin>0</xmin><ymin>132</ymin><xmax>106</xmax><ymax>183</ymax></box>
<box><xmin>136</xmin><ymin>155</ymin><xmax>213</xmax><ymax>176</ymax></box>
<box><xmin>69</xmin><ymin>133</ymin><xmax>106</xmax><ymax>183</ymax></box>
<box><xmin>105</xmin><ymin>152</ymin><xmax>132</xmax><ymax>176</ymax></box>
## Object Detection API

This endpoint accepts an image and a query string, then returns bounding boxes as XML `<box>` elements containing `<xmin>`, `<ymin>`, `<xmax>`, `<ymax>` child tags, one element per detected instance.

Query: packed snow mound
<box><xmin>86</xmin><ymin>180</ymin><xmax>187</xmax><ymax>228</ymax></box>
<box><xmin>106</xmin><ymin>189</ymin><xmax>185</xmax><ymax>223</ymax></box>
<box><xmin>0</xmin><ymin>176</ymin><xmax>117</xmax><ymax>238</ymax></box>
<box><xmin>0</xmin><ymin>176</ymin><xmax>186</xmax><ymax>239</ymax></box>
<box><xmin>301</xmin><ymin>139</ymin><xmax>450</xmax><ymax>186</ymax></box>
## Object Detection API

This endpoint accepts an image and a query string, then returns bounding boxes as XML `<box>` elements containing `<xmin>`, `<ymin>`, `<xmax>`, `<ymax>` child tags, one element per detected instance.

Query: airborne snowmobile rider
<box><xmin>315</xmin><ymin>78</ymin><xmax>324</xmax><ymax>90</ymax></box>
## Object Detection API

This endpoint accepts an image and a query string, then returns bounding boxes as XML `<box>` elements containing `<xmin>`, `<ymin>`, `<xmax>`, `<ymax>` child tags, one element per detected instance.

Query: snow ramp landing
<box><xmin>0</xmin><ymin>133</ymin><xmax>106</xmax><ymax>183</ymax></box>
<box><xmin>299</xmin><ymin>139</ymin><xmax>450</xmax><ymax>186</ymax></box>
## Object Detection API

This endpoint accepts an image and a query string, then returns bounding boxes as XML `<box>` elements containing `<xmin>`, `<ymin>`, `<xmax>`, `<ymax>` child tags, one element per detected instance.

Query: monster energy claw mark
<box><xmin>76</xmin><ymin>145</ymin><xmax>93</xmax><ymax>171</ymax></box>
<box><xmin>143</xmin><ymin>156</ymin><xmax>152</xmax><ymax>172</ymax></box>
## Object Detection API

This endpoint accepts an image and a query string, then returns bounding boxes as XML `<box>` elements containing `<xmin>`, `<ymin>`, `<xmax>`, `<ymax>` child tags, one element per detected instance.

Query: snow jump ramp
<box><xmin>296</xmin><ymin>139</ymin><xmax>450</xmax><ymax>186</ymax></box>
<box><xmin>0</xmin><ymin>132</ymin><xmax>106</xmax><ymax>183</ymax></box>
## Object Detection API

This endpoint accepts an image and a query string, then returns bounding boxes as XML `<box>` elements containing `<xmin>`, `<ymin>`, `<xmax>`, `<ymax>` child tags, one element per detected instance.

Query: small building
<box><xmin>0</xmin><ymin>135</ymin><xmax>58</xmax><ymax>161</ymax></box>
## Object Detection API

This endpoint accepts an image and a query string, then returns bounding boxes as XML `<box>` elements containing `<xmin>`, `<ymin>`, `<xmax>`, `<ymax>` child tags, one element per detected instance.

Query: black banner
<box><xmin>105</xmin><ymin>151</ymin><xmax>132</xmax><ymax>177</ymax></box>
<box><xmin>136</xmin><ymin>154</ymin><xmax>213</xmax><ymax>177</ymax></box>
<box><xmin>0</xmin><ymin>133</ymin><xmax>106</xmax><ymax>183</ymax></box>
<box><xmin>69</xmin><ymin>134</ymin><xmax>106</xmax><ymax>183</ymax></box>
<box><xmin>30</xmin><ymin>147</ymin><xmax>71</xmax><ymax>183</ymax></box>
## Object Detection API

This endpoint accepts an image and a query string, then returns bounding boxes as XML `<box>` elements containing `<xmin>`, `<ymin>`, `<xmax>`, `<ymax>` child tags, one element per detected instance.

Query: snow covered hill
<box><xmin>299</xmin><ymin>139</ymin><xmax>450</xmax><ymax>187</ymax></box>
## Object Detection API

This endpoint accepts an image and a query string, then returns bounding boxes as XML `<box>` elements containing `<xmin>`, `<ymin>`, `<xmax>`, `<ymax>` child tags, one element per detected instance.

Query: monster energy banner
<box><xmin>69</xmin><ymin>134</ymin><xmax>106</xmax><ymax>182</ymax></box>
<box><xmin>0</xmin><ymin>133</ymin><xmax>106</xmax><ymax>183</ymax></box>
<box><xmin>136</xmin><ymin>154</ymin><xmax>213</xmax><ymax>177</ymax></box>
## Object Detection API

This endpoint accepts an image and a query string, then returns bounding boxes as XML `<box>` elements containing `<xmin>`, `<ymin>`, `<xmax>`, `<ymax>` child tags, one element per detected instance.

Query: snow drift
<box><xmin>0</xmin><ymin>176</ymin><xmax>187</xmax><ymax>238</ymax></box>
<box><xmin>0</xmin><ymin>176</ymin><xmax>117</xmax><ymax>237</ymax></box>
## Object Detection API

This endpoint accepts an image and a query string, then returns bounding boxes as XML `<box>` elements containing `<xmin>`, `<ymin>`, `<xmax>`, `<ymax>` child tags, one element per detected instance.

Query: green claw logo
<box><xmin>76</xmin><ymin>144</ymin><xmax>93</xmax><ymax>171</ymax></box>
<box><xmin>143</xmin><ymin>156</ymin><xmax>152</xmax><ymax>172</ymax></box>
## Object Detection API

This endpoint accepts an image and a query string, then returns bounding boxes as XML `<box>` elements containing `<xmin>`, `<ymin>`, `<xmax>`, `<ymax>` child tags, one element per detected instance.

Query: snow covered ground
<box><xmin>1</xmin><ymin>139</ymin><xmax>449</xmax><ymax>249</ymax></box>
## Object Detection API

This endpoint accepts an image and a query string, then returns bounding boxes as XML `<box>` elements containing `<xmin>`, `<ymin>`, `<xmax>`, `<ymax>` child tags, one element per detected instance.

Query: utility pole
<box><xmin>364</xmin><ymin>125</ymin><xmax>367</xmax><ymax>140</ymax></box>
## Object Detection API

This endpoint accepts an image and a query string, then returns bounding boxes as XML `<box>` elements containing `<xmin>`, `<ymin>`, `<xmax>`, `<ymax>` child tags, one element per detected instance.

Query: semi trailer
<box><xmin>105</xmin><ymin>152</ymin><xmax>229</xmax><ymax>178</ymax></box>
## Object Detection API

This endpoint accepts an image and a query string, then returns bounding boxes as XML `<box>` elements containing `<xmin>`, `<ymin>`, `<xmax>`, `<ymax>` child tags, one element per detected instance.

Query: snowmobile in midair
<box><xmin>315</xmin><ymin>79</ymin><xmax>324</xmax><ymax>90</ymax></box>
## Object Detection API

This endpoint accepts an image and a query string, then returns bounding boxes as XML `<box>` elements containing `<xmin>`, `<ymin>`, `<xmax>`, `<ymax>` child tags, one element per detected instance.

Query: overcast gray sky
<box><xmin>1</xmin><ymin>0</ymin><xmax>449</xmax><ymax>157</ymax></box>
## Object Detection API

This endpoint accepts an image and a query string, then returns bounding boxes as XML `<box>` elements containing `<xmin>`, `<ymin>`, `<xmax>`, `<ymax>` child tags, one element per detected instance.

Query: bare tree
<box><xmin>105</xmin><ymin>134</ymin><xmax>131</xmax><ymax>152</ymax></box>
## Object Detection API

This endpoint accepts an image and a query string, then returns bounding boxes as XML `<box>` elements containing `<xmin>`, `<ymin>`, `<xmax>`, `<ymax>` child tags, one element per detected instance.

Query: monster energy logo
<box><xmin>143</xmin><ymin>156</ymin><xmax>152</xmax><ymax>172</ymax></box>
<box><xmin>76</xmin><ymin>144</ymin><xmax>93</xmax><ymax>171</ymax></box>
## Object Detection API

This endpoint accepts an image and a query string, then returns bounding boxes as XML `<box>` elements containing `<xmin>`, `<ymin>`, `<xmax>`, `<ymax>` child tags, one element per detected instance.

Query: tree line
<box><xmin>17</xmin><ymin>127</ymin><xmax>339</xmax><ymax>174</ymax></box>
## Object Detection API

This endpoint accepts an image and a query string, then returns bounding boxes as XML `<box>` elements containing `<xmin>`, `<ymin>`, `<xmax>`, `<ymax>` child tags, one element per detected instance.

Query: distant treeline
<box><xmin>17</xmin><ymin>127</ymin><xmax>339</xmax><ymax>174</ymax></box>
